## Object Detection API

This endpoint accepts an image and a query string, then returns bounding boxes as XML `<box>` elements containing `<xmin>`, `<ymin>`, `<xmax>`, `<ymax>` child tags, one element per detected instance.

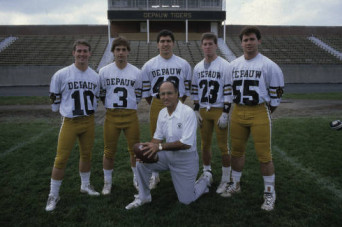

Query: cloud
<box><xmin>0</xmin><ymin>0</ymin><xmax>341</xmax><ymax>26</ymax></box>
<box><xmin>226</xmin><ymin>0</ymin><xmax>342</xmax><ymax>26</ymax></box>
<box><xmin>0</xmin><ymin>0</ymin><xmax>107</xmax><ymax>25</ymax></box>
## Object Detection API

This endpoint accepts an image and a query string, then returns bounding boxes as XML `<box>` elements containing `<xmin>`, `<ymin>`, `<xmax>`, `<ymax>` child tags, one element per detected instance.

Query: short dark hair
<box><xmin>201</xmin><ymin>32</ymin><xmax>217</xmax><ymax>45</ymax></box>
<box><xmin>73</xmin><ymin>39</ymin><xmax>91</xmax><ymax>51</ymax></box>
<box><xmin>157</xmin><ymin>29</ymin><xmax>175</xmax><ymax>43</ymax></box>
<box><xmin>111</xmin><ymin>36</ymin><xmax>131</xmax><ymax>52</ymax></box>
<box><xmin>239</xmin><ymin>26</ymin><xmax>262</xmax><ymax>41</ymax></box>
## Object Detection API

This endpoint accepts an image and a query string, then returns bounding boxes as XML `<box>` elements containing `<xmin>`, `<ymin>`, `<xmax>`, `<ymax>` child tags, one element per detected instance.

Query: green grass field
<box><xmin>1</xmin><ymin>96</ymin><xmax>342</xmax><ymax>226</ymax></box>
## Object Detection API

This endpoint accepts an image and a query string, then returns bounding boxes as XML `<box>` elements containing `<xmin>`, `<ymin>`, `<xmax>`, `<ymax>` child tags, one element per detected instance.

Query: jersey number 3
<box><xmin>113</xmin><ymin>87</ymin><xmax>128</xmax><ymax>108</ymax></box>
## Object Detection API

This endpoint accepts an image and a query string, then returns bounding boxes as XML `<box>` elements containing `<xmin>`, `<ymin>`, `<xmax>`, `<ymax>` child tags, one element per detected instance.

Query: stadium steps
<box><xmin>218</xmin><ymin>38</ymin><xmax>236</xmax><ymax>62</ymax></box>
<box><xmin>0</xmin><ymin>36</ymin><xmax>18</xmax><ymax>52</ymax></box>
<box><xmin>308</xmin><ymin>36</ymin><xmax>342</xmax><ymax>60</ymax></box>
<box><xmin>97</xmin><ymin>38</ymin><xmax>114</xmax><ymax>71</ymax></box>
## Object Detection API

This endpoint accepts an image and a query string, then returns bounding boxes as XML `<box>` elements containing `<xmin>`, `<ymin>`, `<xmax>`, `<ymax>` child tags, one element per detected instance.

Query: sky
<box><xmin>0</xmin><ymin>0</ymin><xmax>341</xmax><ymax>26</ymax></box>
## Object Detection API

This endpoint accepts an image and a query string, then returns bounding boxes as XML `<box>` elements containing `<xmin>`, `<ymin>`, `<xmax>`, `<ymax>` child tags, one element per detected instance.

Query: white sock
<box><xmin>221</xmin><ymin>166</ymin><xmax>231</xmax><ymax>182</ymax></box>
<box><xmin>103</xmin><ymin>169</ymin><xmax>113</xmax><ymax>184</ymax></box>
<box><xmin>203</xmin><ymin>165</ymin><xmax>211</xmax><ymax>172</ymax></box>
<box><xmin>231</xmin><ymin>170</ymin><xmax>242</xmax><ymax>183</ymax></box>
<box><xmin>263</xmin><ymin>174</ymin><xmax>275</xmax><ymax>192</ymax></box>
<box><xmin>49</xmin><ymin>179</ymin><xmax>62</xmax><ymax>198</ymax></box>
<box><xmin>80</xmin><ymin>171</ymin><xmax>90</xmax><ymax>187</ymax></box>
<box><xmin>152</xmin><ymin>171</ymin><xmax>159</xmax><ymax>177</ymax></box>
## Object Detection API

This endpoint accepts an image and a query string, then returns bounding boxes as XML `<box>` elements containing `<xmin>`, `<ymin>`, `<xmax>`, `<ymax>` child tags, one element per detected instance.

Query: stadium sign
<box><xmin>107</xmin><ymin>10</ymin><xmax>226</xmax><ymax>21</ymax></box>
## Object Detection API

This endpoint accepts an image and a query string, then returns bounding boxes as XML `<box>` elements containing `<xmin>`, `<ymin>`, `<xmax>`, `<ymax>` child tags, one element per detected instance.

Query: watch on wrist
<box><xmin>158</xmin><ymin>143</ymin><xmax>163</xmax><ymax>151</ymax></box>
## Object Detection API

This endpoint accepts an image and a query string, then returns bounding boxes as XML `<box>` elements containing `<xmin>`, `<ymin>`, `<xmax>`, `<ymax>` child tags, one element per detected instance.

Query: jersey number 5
<box><xmin>233</xmin><ymin>80</ymin><xmax>259</xmax><ymax>105</ymax></box>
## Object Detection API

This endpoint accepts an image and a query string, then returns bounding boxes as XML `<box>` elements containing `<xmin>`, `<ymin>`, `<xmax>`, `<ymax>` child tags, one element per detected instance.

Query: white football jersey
<box><xmin>228</xmin><ymin>53</ymin><xmax>284</xmax><ymax>106</ymax></box>
<box><xmin>141</xmin><ymin>54</ymin><xmax>191</xmax><ymax>98</ymax></box>
<box><xmin>99</xmin><ymin>62</ymin><xmax>142</xmax><ymax>110</ymax></box>
<box><xmin>49</xmin><ymin>64</ymin><xmax>100</xmax><ymax>118</ymax></box>
<box><xmin>191</xmin><ymin>56</ymin><xmax>232</xmax><ymax>108</ymax></box>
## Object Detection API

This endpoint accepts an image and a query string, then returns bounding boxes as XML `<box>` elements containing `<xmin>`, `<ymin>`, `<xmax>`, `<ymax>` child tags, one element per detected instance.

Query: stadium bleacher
<box><xmin>127</xmin><ymin>39</ymin><xmax>223</xmax><ymax>68</ymax></box>
<box><xmin>226</xmin><ymin>35</ymin><xmax>342</xmax><ymax>64</ymax></box>
<box><xmin>0</xmin><ymin>35</ymin><xmax>107</xmax><ymax>69</ymax></box>
<box><xmin>0</xmin><ymin>25</ymin><xmax>342</xmax><ymax>85</ymax></box>
<box><xmin>0</xmin><ymin>26</ymin><xmax>341</xmax><ymax>70</ymax></box>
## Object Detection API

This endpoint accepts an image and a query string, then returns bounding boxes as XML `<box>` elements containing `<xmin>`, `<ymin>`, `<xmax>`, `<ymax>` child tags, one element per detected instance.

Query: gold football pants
<box><xmin>103</xmin><ymin>109</ymin><xmax>140</xmax><ymax>159</ymax></box>
<box><xmin>230</xmin><ymin>103</ymin><xmax>272</xmax><ymax>163</ymax></box>
<box><xmin>199</xmin><ymin>108</ymin><xmax>229</xmax><ymax>155</ymax></box>
<box><xmin>54</xmin><ymin>115</ymin><xmax>95</xmax><ymax>169</ymax></box>
<box><xmin>149</xmin><ymin>97</ymin><xmax>164</xmax><ymax>137</ymax></box>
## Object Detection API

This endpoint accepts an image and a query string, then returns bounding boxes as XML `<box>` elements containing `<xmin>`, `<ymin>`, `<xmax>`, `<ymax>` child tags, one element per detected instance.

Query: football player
<box><xmin>99</xmin><ymin>37</ymin><xmax>142</xmax><ymax>195</ymax></box>
<box><xmin>221</xmin><ymin>26</ymin><xmax>284</xmax><ymax>212</ymax></box>
<box><xmin>141</xmin><ymin>29</ymin><xmax>192</xmax><ymax>189</ymax></box>
<box><xmin>191</xmin><ymin>32</ymin><xmax>232</xmax><ymax>194</ymax></box>
<box><xmin>45</xmin><ymin>39</ymin><xmax>101</xmax><ymax>212</ymax></box>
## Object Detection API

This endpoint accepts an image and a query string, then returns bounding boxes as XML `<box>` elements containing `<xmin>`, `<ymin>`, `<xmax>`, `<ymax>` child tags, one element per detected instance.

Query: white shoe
<box><xmin>216</xmin><ymin>181</ymin><xmax>229</xmax><ymax>194</ymax></box>
<box><xmin>149</xmin><ymin>175</ymin><xmax>160</xmax><ymax>190</ymax></box>
<box><xmin>220</xmin><ymin>182</ymin><xmax>241</xmax><ymax>197</ymax></box>
<box><xmin>125</xmin><ymin>195</ymin><xmax>152</xmax><ymax>210</ymax></box>
<box><xmin>45</xmin><ymin>195</ymin><xmax>60</xmax><ymax>212</ymax></box>
<box><xmin>101</xmin><ymin>182</ymin><xmax>112</xmax><ymax>195</ymax></box>
<box><xmin>133</xmin><ymin>176</ymin><xmax>139</xmax><ymax>191</ymax></box>
<box><xmin>80</xmin><ymin>184</ymin><xmax>100</xmax><ymax>196</ymax></box>
<box><xmin>261</xmin><ymin>191</ymin><xmax>276</xmax><ymax>211</ymax></box>
<box><xmin>196</xmin><ymin>170</ymin><xmax>213</xmax><ymax>187</ymax></box>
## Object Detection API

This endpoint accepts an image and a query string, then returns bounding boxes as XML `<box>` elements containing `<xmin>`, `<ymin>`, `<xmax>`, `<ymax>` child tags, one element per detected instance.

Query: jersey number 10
<box><xmin>71</xmin><ymin>90</ymin><xmax>95</xmax><ymax>116</ymax></box>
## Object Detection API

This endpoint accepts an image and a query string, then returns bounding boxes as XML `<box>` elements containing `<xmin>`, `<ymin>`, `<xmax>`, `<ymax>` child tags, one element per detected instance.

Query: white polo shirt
<box><xmin>153</xmin><ymin>101</ymin><xmax>197</xmax><ymax>153</ymax></box>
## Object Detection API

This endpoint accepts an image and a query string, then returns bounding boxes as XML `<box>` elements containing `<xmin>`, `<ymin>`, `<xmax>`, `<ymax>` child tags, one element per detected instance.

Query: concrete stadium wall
<box><xmin>0</xmin><ymin>66</ymin><xmax>62</xmax><ymax>86</ymax></box>
<box><xmin>0</xmin><ymin>64</ymin><xmax>341</xmax><ymax>86</ymax></box>
<box><xmin>280</xmin><ymin>64</ymin><xmax>342</xmax><ymax>83</ymax></box>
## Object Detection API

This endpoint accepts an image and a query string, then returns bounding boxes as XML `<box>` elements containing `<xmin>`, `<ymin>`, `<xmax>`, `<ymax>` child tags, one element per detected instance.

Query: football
<box><xmin>330</xmin><ymin>120</ymin><xmax>342</xmax><ymax>131</ymax></box>
<box><xmin>133</xmin><ymin>143</ymin><xmax>158</xmax><ymax>163</ymax></box>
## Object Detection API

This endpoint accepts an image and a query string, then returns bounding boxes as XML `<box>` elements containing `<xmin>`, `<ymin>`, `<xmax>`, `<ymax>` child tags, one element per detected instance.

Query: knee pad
<box><xmin>231</xmin><ymin>150</ymin><xmax>245</xmax><ymax>158</ymax></box>
<box><xmin>80</xmin><ymin>150</ymin><xmax>92</xmax><ymax>162</ymax></box>
<box><xmin>104</xmin><ymin>148</ymin><xmax>115</xmax><ymax>160</ymax></box>
<box><xmin>54</xmin><ymin>156</ymin><xmax>68</xmax><ymax>169</ymax></box>
<box><xmin>256</xmin><ymin>150</ymin><xmax>272</xmax><ymax>163</ymax></box>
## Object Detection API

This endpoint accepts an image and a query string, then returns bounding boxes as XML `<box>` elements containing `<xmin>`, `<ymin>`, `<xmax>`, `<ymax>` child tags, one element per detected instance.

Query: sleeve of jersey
<box><xmin>268</xmin><ymin>64</ymin><xmax>285</xmax><ymax>107</ymax></box>
<box><xmin>183</xmin><ymin>62</ymin><xmax>192</xmax><ymax>96</ymax></box>
<box><xmin>49</xmin><ymin>73</ymin><xmax>61</xmax><ymax>112</ymax></box>
<box><xmin>135</xmin><ymin>71</ymin><xmax>143</xmax><ymax>103</ymax></box>
<box><xmin>141</xmin><ymin>64</ymin><xmax>151</xmax><ymax>98</ymax></box>
<box><xmin>191</xmin><ymin>69</ymin><xmax>199</xmax><ymax>101</ymax></box>
<box><xmin>180</xmin><ymin>109</ymin><xmax>197</xmax><ymax>146</ymax></box>
<box><xmin>223</xmin><ymin>64</ymin><xmax>233</xmax><ymax>103</ymax></box>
